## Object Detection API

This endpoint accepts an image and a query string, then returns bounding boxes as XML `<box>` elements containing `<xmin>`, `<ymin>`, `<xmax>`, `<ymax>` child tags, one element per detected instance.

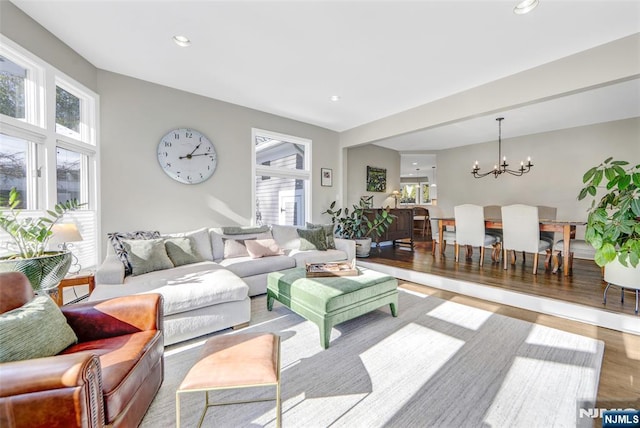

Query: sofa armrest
<box><xmin>0</xmin><ymin>353</ymin><xmax>105</xmax><ymax>428</ymax></box>
<box><xmin>334</xmin><ymin>238</ymin><xmax>356</xmax><ymax>262</ymax></box>
<box><xmin>95</xmin><ymin>254</ymin><xmax>125</xmax><ymax>285</ymax></box>
<box><xmin>62</xmin><ymin>293</ymin><xmax>164</xmax><ymax>342</ymax></box>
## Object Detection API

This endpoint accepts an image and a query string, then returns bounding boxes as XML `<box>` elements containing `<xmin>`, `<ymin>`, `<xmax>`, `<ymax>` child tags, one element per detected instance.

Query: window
<box><xmin>0</xmin><ymin>134</ymin><xmax>29</xmax><ymax>207</ymax></box>
<box><xmin>0</xmin><ymin>35</ymin><xmax>99</xmax><ymax>266</ymax></box>
<box><xmin>56</xmin><ymin>147</ymin><xmax>84</xmax><ymax>204</ymax></box>
<box><xmin>56</xmin><ymin>85</ymin><xmax>81</xmax><ymax>139</ymax></box>
<box><xmin>0</xmin><ymin>56</ymin><xmax>26</xmax><ymax>120</ymax></box>
<box><xmin>400</xmin><ymin>180</ymin><xmax>431</xmax><ymax>205</ymax></box>
<box><xmin>253</xmin><ymin>129</ymin><xmax>311</xmax><ymax>226</ymax></box>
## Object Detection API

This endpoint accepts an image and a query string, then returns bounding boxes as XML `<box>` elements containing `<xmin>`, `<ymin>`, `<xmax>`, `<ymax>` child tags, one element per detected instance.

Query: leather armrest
<box><xmin>0</xmin><ymin>353</ymin><xmax>105</xmax><ymax>428</ymax></box>
<box><xmin>62</xmin><ymin>293</ymin><xmax>163</xmax><ymax>342</ymax></box>
<box><xmin>0</xmin><ymin>352</ymin><xmax>100</xmax><ymax>396</ymax></box>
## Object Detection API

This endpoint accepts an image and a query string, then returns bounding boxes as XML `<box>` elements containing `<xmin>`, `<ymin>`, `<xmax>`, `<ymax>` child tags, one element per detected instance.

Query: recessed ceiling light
<box><xmin>173</xmin><ymin>35</ymin><xmax>191</xmax><ymax>47</ymax></box>
<box><xmin>330</xmin><ymin>95</ymin><xmax>341</xmax><ymax>102</ymax></box>
<box><xmin>514</xmin><ymin>0</ymin><xmax>539</xmax><ymax>15</ymax></box>
<box><xmin>412</xmin><ymin>162</ymin><xmax>418</xmax><ymax>165</ymax></box>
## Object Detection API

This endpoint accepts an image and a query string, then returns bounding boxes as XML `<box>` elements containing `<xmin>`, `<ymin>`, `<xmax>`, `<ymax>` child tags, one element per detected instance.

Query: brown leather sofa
<box><xmin>0</xmin><ymin>272</ymin><xmax>164</xmax><ymax>427</ymax></box>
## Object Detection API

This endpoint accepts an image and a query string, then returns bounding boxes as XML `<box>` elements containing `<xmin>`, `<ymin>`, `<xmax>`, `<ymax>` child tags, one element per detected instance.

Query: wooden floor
<box><xmin>365</xmin><ymin>237</ymin><xmax>640</xmax><ymax>420</ymax></box>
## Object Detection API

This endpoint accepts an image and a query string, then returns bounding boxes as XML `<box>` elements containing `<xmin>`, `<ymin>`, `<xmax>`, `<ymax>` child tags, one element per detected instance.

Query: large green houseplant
<box><xmin>0</xmin><ymin>187</ymin><xmax>85</xmax><ymax>292</ymax></box>
<box><xmin>578</xmin><ymin>157</ymin><xmax>640</xmax><ymax>268</ymax></box>
<box><xmin>323</xmin><ymin>199</ymin><xmax>395</xmax><ymax>257</ymax></box>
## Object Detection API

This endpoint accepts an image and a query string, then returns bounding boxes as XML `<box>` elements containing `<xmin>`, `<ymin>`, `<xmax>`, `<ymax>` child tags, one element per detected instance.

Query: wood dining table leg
<box><xmin>438</xmin><ymin>219</ymin><xmax>445</xmax><ymax>257</ymax></box>
<box><xmin>563</xmin><ymin>225</ymin><xmax>571</xmax><ymax>276</ymax></box>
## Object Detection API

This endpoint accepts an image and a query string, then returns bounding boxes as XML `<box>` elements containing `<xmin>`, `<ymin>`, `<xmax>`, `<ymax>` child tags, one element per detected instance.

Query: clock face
<box><xmin>157</xmin><ymin>128</ymin><xmax>217</xmax><ymax>184</ymax></box>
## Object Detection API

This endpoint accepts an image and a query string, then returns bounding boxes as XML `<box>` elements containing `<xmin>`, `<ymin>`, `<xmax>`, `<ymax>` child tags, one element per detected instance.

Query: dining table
<box><xmin>436</xmin><ymin>218</ymin><xmax>587</xmax><ymax>276</ymax></box>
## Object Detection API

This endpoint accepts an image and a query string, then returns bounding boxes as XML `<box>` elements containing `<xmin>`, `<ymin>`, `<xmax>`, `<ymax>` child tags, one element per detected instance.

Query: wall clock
<box><xmin>157</xmin><ymin>128</ymin><xmax>217</xmax><ymax>184</ymax></box>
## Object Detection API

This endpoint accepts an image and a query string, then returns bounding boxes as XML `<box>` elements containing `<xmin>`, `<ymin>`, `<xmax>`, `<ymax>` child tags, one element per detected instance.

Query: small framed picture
<box><xmin>321</xmin><ymin>168</ymin><xmax>333</xmax><ymax>187</ymax></box>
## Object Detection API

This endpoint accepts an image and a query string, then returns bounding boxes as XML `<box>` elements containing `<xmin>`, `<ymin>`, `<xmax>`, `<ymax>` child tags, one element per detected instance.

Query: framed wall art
<box><xmin>321</xmin><ymin>168</ymin><xmax>333</xmax><ymax>187</ymax></box>
<box><xmin>366</xmin><ymin>166</ymin><xmax>387</xmax><ymax>192</ymax></box>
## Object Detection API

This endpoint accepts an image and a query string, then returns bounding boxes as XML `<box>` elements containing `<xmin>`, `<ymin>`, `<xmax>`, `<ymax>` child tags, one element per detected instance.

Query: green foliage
<box><xmin>0</xmin><ymin>188</ymin><xmax>85</xmax><ymax>259</ymax></box>
<box><xmin>578</xmin><ymin>157</ymin><xmax>640</xmax><ymax>267</ymax></box>
<box><xmin>322</xmin><ymin>199</ymin><xmax>395</xmax><ymax>239</ymax></box>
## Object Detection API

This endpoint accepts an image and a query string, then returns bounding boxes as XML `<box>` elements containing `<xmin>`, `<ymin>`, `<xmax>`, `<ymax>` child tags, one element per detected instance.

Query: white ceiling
<box><xmin>10</xmin><ymin>0</ymin><xmax>640</xmax><ymax>176</ymax></box>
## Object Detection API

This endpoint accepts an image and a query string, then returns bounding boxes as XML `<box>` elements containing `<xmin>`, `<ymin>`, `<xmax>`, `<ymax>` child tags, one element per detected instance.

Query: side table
<box><xmin>55</xmin><ymin>272</ymin><xmax>95</xmax><ymax>306</ymax></box>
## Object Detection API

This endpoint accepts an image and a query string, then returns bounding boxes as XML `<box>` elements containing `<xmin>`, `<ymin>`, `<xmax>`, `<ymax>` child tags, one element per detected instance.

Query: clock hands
<box><xmin>179</xmin><ymin>143</ymin><xmax>202</xmax><ymax>159</ymax></box>
<box><xmin>179</xmin><ymin>153</ymin><xmax>214</xmax><ymax>159</ymax></box>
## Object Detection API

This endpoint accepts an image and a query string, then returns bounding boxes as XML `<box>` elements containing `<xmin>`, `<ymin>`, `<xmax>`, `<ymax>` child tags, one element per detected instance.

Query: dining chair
<box><xmin>483</xmin><ymin>204</ymin><xmax>503</xmax><ymax>245</ymax></box>
<box><xmin>551</xmin><ymin>239</ymin><xmax>597</xmax><ymax>274</ymax></box>
<box><xmin>454</xmin><ymin>204</ymin><xmax>499</xmax><ymax>266</ymax></box>
<box><xmin>501</xmin><ymin>204</ymin><xmax>552</xmax><ymax>274</ymax></box>
<box><xmin>413</xmin><ymin>206</ymin><xmax>430</xmax><ymax>238</ymax></box>
<box><xmin>429</xmin><ymin>206</ymin><xmax>455</xmax><ymax>256</ymax></box>
<box><xmin>537</xmin><ymin>205</ymin><xmax>557</xmax><ymax>247</ymax></box>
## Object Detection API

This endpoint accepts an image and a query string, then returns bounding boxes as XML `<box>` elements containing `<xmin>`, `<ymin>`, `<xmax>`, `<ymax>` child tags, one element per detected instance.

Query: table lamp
<box><xmin>50</xmin><ymin>223</ymin><xmax>83</xmax><ymax>274</ymax></box>
<box><xmin>391</xmin><ymin>190</ymin><xmax>401</xmax><ymax>208</ymax></box>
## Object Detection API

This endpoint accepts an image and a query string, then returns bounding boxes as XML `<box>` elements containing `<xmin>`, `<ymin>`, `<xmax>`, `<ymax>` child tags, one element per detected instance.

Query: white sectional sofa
<box><xmin>91</xmin><ymin>224</ymin><xmax>355</xmax><ymax>345</ymax></box>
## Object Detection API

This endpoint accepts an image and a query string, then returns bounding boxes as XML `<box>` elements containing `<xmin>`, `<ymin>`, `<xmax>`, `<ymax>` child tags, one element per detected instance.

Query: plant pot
<box><xmin>604</xmin><ymin>257</ymin><xmax>640</xmax><ymax>289</ymax></box>
<box><xmin>0</xmin><ymin>251</ymin><xmax>72</xmax><ymax>293</ymax></box>
<box><xmin>355</xmin><ymin>238</ymin><xmax>372</xmax><ymax>258</ymax></box>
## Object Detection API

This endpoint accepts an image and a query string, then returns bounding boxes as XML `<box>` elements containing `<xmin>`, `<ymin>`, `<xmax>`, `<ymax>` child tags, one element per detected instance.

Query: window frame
<box><xmin>251</xmin><ymin>128</ymin><xmax>312</xmax><ymax>226</ymax></box>
<box><xmin>0</xmin><ymin>34</ymin><xmax>100</xmax><ymax>267</ymax></box>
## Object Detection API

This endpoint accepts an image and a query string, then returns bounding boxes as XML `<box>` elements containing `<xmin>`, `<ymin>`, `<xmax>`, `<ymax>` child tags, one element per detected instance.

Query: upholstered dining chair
<box><xmin>454</xmin><ymin>204</ymin><xmax>499</xmax><ymax>266</ymax></box>
<box><xmin>429</xmin><ymin>206</ymin><xmax>455</xmax><ymax>256</ymax></box>
<box><xmin>501</xmin><ymin>204</ymin><xmax>552</xmax><ymax>274</ymax></box>
<box><xmin>413</xmin><ymin>206</ymin><xmax>430</xmax><ymax>238</ymax></box>
<box><xmin>483</xmin><ymin>204</ymin><xmax>503</xmax><ymax>244</ymax></box>
<box><xmin>537</xmin><ymin>205</ymin><xmax>558</xmax><ymax>247</ymax></box>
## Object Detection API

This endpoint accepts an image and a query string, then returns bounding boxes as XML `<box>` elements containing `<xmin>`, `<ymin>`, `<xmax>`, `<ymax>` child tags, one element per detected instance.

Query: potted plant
<box><xmin>578</xmin><ymin>157</ymin><xmax>639</xmax><ymax>297</ymax></box>
<box><xmin>323</xmin><ymin>199</ymin><xmax>395</xmax><ymax>257</ymax></box>
<box><xmin>0</xmin><ymin>187</ymin><xmax>85</xmax><ymax>293</ymax></box>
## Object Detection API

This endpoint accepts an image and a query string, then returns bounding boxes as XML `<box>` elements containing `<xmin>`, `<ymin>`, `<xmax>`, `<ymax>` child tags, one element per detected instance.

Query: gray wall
<box><xmin>98</xmin><ymin>71</ymin><xmax>340</xmax><ymax>239</ymax></box>
<box><xmin>345</xmin><ymin>145</ymin><xmax>400</xmax><ymax>209</ymax></box>
<box><xmin>0</xmin><ymin>1</ymin><xmax>98</xmax><ymax>91</ymax></box>
<box><xmin>435</xmin><ymin>117</ymin><xmax>640</xmax><ymax>237</ymax></box>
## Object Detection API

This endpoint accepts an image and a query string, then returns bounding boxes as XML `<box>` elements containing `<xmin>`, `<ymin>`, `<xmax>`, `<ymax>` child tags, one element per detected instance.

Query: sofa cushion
<box><xmin>297</xmin><ymin>227</ymin><xmax>328</xmax><ymax>251</ymax></box>
<box><xmin>0</xmin><ymin>296</ymin><xmax>78</xmax><ymax>363</ymax></box>
<box><xmin>164</xmin><ymin>228</ymin><xmax>213</xmax><ymax>261</ymax></box>
<box><xmin>218</xmin><ymin>255</ymin><xmax>295</xmax><ymax>278</ymax></box>
<box><xmin>245</xmin><ymin>238</ymin><xmax>284</xmax><ymax>258</ymax></box>
<box><xmin>289</xmin><ymin>249</ymin><xmax>348</xmax><ymax>267</ymax></box>
<box><xmin>90</xmin><ymin>262</ymin><xmax>249</xmax><ymax>316</ymax></box>
<box><xmin>164</xmin><ymin>237</ymin><xmax>204</xmax><ymax>267</ymax></box>
<box><xmin>123</xmin><ymin>238</ymin><xmax>174</xmax><ymax>276</ymax></box>
<box><xmin>210</xmin><ymin>228</ymin><xmax>272</xmax><ymax>261</ymax></box>
<box><xmin>61</xmin><ymin>330</ymin><xmax>162</xmax><ymax>423</ymax></box>
<box><xmin>107</xmin><ymin>231</ymin><xmax>161</xmax><ymax>275</ymax></box>
<box><xmin>306</xmin><ymin>222</ymin><xmax>336</xmax><ymax>249</ymax></box>
<box><xmin>223</xmin><ymin>238</ymin><xmax>252</xmax><ymax>259</ymax></box>
<box><xmin>271</xmin><ymin>224</ymin><xmax>300</xmax><ymax>251</ymax></box>
<box><xmin>221</xmin><ymin>225</ymin><xmax>270</xmax><ymax>235</ymax></box>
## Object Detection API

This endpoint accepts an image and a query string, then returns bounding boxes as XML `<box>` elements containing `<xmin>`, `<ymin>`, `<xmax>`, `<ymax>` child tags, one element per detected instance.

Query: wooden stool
<box><xmin>176</xmin><ymin>333</ymin><xmax>281</xmax><ymax>427</ymax></box>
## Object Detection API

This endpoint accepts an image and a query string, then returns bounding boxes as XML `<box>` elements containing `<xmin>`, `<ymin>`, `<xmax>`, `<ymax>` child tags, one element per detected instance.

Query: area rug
<box><xmin>140</xmin><ymin>289</ymin><xmax>604</xmax><ymax>428</ymax></box>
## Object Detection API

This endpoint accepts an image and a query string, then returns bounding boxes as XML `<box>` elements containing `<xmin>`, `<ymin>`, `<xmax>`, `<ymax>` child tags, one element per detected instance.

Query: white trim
<box><xmin>358</xmin><ymin>261</ymin><xmax>640</xmax><ymax>335</ymax></box>
<box><xmin>251</xmin><ymin>128</ymin><xmax>312</xmax><ymax>226</ymax></box>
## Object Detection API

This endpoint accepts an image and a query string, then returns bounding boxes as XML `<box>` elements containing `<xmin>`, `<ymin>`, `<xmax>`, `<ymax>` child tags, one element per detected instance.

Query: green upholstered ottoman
<box><xmin>267</xmin><ymin>267</ymin><xmax>398</xmax><ymax>349</ymax></box>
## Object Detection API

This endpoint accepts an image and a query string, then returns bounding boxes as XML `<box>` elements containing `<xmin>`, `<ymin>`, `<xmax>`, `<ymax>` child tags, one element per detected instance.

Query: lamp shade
<box><xmin>50</xmin><ymin>223</ymin><xmax>83</xmax><ymax>245</ymax></box>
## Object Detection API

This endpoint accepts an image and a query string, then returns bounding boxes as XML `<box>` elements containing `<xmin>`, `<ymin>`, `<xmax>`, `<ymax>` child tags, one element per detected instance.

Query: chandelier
<box><xmin>471</xmin><ymin>117</ymin><xmax>533</xmax><ymax>178</ymax></box>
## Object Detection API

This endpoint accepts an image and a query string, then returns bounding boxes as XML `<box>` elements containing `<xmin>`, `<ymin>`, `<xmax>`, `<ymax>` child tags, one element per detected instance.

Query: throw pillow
<box><xmin>0</xmin><ymin>296</ymin><xmax>78</xmax><ymax>363</ymax></box>
<box><xmin>107</xmin><ymin>230</ymin><xmax>161</xmax><ymax>276</ymax></box>
<box><xmin>122</xmin><ymin>238</ymin><xmax>174</xmax><ymax>276</ymax></box>
<box><xmin>306</xmin><ymin>222</ymin><xmax>336</xmax><ymax>249</ymax></box>
<box><xmin>244</xmin><ymin>239</ymin><xmax>285</xmax><ymax>258</ymax></box>
<box><xmin>164</xmin><ymin>237</ymin><xmax>204</xmax><ymax>267</ymax></box>
<box><xmin>223</xmin><ymin>238</ymin><xmax>253</xmax><ymax>259</ymax></box>
<box><xmin>297</xmin><ymin>228</ymin><xmax>328</xmax><ymax>251</ymax></box>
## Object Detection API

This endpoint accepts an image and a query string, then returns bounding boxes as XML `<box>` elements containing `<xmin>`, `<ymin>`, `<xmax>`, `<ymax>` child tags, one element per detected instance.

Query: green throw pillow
<box><xmin>297</xmin><ymin>228</ymin><xmax>328</xmax><ymax>251</ymax></box>
<box><xmin>0</xmin><ymin>296</ymin><xmax>78</xmax><ymax>363</ymax></box>
<box><xmin>122</xmin><ymin>238</ymin><xmax>174</xmax><ymax>276</ymax></box>
<box><xmin>306</xmin><ymin>222</ymin><xmax>336</xmax><ymax>249</ymax></box>
<box><xmin>164</xmin><ymin>237</ymin><xmax>204</xmax><ymax>267</ymax></box>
